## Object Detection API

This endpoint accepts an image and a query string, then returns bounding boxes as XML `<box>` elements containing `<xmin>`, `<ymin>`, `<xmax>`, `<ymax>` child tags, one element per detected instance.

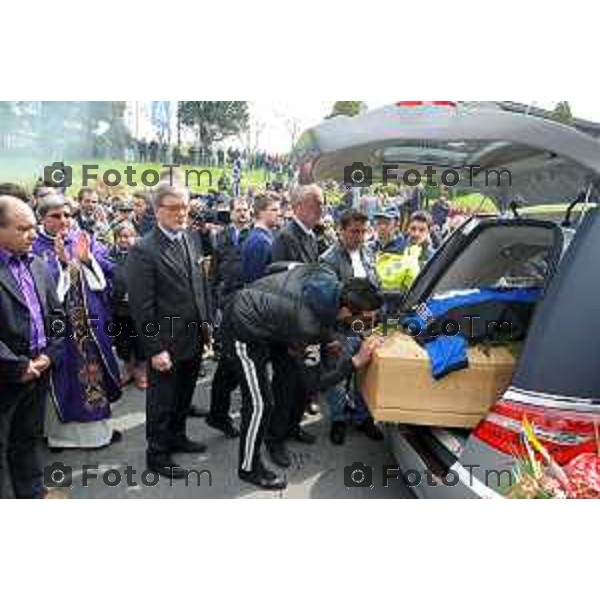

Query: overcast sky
<box><xmin>130</xmin><ymin>100</ymin><xmax>600</xmax><ymax>153</ymax></box>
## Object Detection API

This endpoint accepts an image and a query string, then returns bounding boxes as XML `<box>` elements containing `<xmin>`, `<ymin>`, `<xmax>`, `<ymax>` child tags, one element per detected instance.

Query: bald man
<box><xmin>0</xmin><ymin>196</ymin><xmax>65</xmax><ymax>498</ymax></box>
<box><xmin>266</xmin><ymin>185</ymin><xmax>324</xmax><ymax>468</ymax></box>
<box><xmin>271</xmin><ymin>184</ymin><xmax>323</xmax><ymax>265</ymax></box>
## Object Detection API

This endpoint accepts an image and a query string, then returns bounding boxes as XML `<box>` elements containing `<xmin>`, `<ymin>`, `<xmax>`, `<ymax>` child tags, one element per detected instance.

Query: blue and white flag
<box><xmin>232</xmin><ymin>156</ymin><xmax>242</xmax><ymax>196</ymax></box>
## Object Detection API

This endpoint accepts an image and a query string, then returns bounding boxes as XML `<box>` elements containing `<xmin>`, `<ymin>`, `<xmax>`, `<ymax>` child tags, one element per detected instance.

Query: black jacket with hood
<box><xmin>222</xmin><ymin>263</ymin><xmax>355</xmax><ymax>392</ymax></box>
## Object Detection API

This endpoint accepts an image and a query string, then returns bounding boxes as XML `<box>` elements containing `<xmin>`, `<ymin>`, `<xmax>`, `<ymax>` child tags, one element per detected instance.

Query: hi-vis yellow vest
<box><xmin>375</xmin><ymin>245</ymin><xmax>422</xmax><ymax>291</ymax></box>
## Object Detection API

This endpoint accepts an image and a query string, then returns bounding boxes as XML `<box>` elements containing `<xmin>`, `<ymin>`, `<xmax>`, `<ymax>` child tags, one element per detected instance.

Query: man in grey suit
<box><xmin>127</xmin><ymin>185</ymin><xmax>212</xmax><ymax>479</ymax></box>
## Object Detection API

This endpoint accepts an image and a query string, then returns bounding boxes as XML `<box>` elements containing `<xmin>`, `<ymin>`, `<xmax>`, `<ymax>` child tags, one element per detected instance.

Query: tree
<box><xmin>327</xmin><ymin>101</ymin><xmax>367</xmax><ymax>119</ymax></box>
<box><xmin>549</xmin><ymin>101</ymin><xmax>574</xmax><ymax>125</ymax></box>
<box><xmin>178</xmin><ymin>101</ymin><xmax>249</xmax><ymax>150</ymax></box>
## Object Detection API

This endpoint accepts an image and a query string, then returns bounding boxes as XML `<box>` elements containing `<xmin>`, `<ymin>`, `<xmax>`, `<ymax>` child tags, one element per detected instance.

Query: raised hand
<box><xmin>55</xmin><ymin>235</ymin><xmax>69</xmax><ymax>265</ymax></box>
<box><xmin>74</xmin><ymin>232</ymin><xmax>91</xmax><ymax>264</ymax></box>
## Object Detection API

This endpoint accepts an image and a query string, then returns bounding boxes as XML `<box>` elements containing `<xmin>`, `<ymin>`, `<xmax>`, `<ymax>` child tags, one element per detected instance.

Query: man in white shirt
<box><xmin>320</xmin><ymin>209</ymin><xmax>377</xmax><ymax>287</ymax></box>
<box><xmin>320</xmin><ymin>209</ymin><xmax>383</xmax><ymax>445</ymax></box>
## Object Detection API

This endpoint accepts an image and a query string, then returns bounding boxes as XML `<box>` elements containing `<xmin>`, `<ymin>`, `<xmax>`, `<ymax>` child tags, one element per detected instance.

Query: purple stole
<box><xmin>32</xmin><ymin>229</ymin><xmax>121</xmax><ymax>423</ymax></box>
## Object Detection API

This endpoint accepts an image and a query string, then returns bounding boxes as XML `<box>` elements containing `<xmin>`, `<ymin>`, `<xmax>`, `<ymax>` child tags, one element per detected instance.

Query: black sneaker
<box><xmin>238</xmin><ymin>468</ymin><xmax>287</xmax><ymax>490</ymax></box>
<box><xmin>357</xmin><ymin>418</ymin><xmax>384</xmax><ymax>441</ymax></box>
<box><xmin>329</xmin><ymin>421</ymin><xmax>347</xmax><ymax>446</ymax></box>
<box><xmin>256</xmin><ymin>462</ymin><xmax>279</xmax><ymax>482</ymax></box>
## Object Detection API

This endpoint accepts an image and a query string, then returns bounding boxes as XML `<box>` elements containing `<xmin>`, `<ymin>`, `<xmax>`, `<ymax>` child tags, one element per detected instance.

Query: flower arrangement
<box><xmin>505</xmin><ymin>417</ymin><xmax>600</xmax><ymax>499</ymax></box>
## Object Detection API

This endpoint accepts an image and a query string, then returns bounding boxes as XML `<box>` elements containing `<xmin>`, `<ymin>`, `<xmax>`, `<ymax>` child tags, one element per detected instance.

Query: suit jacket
<box><xmin>126</xmin><ymin>227</ymin><xmax>211</xmax><ymax>361</ymax></box>
<box><xmin>320</xmin><ymin>242</ymin><xmax>380</xmax><ymax>289</ymax></box>
<box><xmin>0</xmin><ymin>255</ymin><xmax>65</xmax><ymax>385</ymax></box>
<box><xmin>272</xmin><ymin>219</ymin><xmax>319</xmax><ymax>264</ymax></box>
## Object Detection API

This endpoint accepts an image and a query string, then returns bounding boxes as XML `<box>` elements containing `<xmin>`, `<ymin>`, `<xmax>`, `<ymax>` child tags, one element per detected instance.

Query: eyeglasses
<box><xmin>160</xmin><ymin>203</ymin><xmax>189</xmax><ymax>213</ymax></box>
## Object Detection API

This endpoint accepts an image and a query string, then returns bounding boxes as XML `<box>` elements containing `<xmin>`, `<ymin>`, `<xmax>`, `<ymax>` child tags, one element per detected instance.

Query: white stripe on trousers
<box><xmin>235</xmin><ymin>340</ymin><xmax>264</xmax><ymax>472</ymax></box>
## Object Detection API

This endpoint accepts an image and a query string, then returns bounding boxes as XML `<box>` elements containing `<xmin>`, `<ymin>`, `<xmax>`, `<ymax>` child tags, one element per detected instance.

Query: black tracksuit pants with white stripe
<box><xmin>231</xmin><ymin>339</ymin><xmax>274</xmax><ymax>473</ymax></box>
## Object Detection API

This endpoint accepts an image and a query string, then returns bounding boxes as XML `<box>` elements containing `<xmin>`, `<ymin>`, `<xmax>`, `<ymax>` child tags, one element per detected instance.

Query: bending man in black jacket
<box><xmin>220</xmin><ymin>263</ymin><xmax>383</xmax><ymax>490</ymax></box>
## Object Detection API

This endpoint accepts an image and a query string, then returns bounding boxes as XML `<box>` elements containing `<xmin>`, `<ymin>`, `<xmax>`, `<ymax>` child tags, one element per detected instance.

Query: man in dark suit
<box><xmin>127</xmin><ymin>185</ymin><xmax>211</xmax><ymax>479</ymax></box>
<box><xmin>0</xmin><ymin>195</ymin><xmax>65</xmax><ymax>499</ymax></box>
<box><xmin>271</xmin><ymin>184</ymin><xmax>322</xmax><ymax>265</ymax></box>
<box><xmin>266</xmin><ymin>184</ymin><xmax>324</xmax><ymax>468</ymax></box>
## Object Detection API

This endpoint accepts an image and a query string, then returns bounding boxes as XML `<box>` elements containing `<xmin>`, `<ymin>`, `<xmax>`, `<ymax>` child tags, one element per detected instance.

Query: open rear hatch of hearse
<box><xmin>374</xmin><ymin>215</ymin><xmax>564</xmax><ymax>471</ymax></box>
<box><xmin>295</xmin><ymin>102</ymin><xmax>600</xmax><ymax>490</ymax></box>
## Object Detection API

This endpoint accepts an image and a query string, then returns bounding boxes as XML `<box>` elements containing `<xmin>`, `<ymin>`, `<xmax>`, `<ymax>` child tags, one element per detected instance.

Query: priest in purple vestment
<box><xmin>32</xmin><ymin>196</ymin><xmax>122</xmax><ymax>450</ymax></box>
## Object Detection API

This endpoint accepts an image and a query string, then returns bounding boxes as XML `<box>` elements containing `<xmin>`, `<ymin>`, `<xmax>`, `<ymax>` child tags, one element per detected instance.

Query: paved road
<box><xmin>42</xmin><ymin>362</ymin><xmax>414</xmax><ymax>499</ymax></box>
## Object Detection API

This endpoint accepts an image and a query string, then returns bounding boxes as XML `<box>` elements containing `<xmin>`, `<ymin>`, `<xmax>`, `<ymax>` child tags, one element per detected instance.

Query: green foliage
<box><xmin>178</xmin><ymin>101</ymin><xmax>250</xmax><ymax>150</ymax></box>
<box><xmin>549</xmin><ymin>101</ymin><xmax>574</xmax><ymax>125</ymax></box>
<box><xmin>327</xmin><ymin>101</ymin><xmax>366</xmax><ymax>119</ymax></box>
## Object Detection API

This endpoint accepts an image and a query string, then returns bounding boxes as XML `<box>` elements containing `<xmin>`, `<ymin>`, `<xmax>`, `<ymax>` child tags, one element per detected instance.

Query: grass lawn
<box><xmin>0</xmin><ymin>157</ymin><xmax>278</xmax><ymax>195</ymax></box>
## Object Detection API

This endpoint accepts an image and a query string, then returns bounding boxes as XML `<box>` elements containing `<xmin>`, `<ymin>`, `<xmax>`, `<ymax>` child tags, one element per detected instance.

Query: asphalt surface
<box><xmin>41</xmin><ymin>361</ymin><xmax>414</xmax><ymax>499</ymax></box>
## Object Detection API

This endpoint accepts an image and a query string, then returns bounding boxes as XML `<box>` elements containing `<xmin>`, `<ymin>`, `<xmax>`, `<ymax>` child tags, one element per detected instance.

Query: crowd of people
<box><xmin>129</xmin><ymin>140</ymin><xmax>293</xmax><ymax>178</ymax></box>
<box><xmin>0</xmin><ymin>172</ymin><xmax>472</xmax><ymax>497</ymax></box>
